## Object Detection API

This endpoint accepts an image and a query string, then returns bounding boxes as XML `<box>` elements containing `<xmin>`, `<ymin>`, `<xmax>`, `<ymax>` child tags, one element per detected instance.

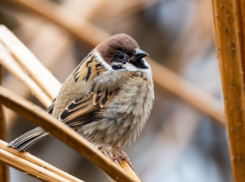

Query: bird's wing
<box><xmin>58</xmin><ymin>89</ymin><xmax>117</xmax><ymax>128</ymax></box>
<box><xmin>58</xmin><ymin>52</ymin><xmax>121</xmax><ymax>128</ymax></box>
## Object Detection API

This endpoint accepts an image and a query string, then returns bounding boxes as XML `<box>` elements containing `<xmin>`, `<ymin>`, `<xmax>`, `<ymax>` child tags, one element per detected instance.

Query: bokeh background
<box><xmin>0</xmin><ymin>0</ymin><xmax>231</xmax><ymax>181</ymax></box>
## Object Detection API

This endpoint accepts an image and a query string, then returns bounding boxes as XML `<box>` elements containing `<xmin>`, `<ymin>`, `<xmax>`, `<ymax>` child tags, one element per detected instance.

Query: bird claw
<box><xmin>97</xmin><ymin>146</ymin><xmax>134</xmax><ymax>169</ymax></box>
<box><xmin>111</xmin><ymin>152</ymin><xmax>134</xmax><ymax>170</ymax></box>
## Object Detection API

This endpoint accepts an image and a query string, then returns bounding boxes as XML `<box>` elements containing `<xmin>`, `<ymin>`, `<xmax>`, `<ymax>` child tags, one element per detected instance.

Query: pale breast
<box><xmin>80</xmin><ymin>71</ymin><xmax>154</xmax><ymax>149</ymax></box>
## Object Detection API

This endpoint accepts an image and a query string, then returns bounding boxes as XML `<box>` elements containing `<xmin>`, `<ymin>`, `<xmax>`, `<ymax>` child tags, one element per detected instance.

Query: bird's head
<box><xmin>95</xmin><ymin>34</ymin><xmax>150</xmax><ymax>71</ymax></box>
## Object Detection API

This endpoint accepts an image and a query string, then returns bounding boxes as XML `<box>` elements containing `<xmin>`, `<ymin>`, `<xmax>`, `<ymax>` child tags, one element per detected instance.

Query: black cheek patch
<box><xmin>112</xmin><ymin>65</ymin><xmax>124</xmax><ymax>70</ymax></box>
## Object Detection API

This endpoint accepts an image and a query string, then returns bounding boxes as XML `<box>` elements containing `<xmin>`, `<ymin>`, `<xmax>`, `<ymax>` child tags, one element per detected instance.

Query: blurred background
<box><xmin>0</xmin><ymin>0</ymin><xmax>231</xmax><ymax>181</ymax></box>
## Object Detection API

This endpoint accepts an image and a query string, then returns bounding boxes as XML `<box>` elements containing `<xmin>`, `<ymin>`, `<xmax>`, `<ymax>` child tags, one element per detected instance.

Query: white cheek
<box><xmin>93</xmin><ymin>51</ymin><xmax>112</xmax><ymax>71</ymax></box>
<box><xmin>142</xmin><ymin>60</ymin><xmax>152</xmax><ymax>74</ymax></box>
<box><xmin>125</xmin><ymin>62</ymin><xmax>138</xmax><ymax>71</ymax></box>
<box><xmin>125</xmin><ymin>58</ymin><xmax>152</xmax><ymax>74</ymax></box>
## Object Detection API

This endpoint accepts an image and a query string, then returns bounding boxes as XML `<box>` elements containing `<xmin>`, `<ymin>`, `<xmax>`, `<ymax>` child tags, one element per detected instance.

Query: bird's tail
<box><xmin>8</xmin><ymin>127</ymin><xmax>49</xmax><ymax>151</ymax></box>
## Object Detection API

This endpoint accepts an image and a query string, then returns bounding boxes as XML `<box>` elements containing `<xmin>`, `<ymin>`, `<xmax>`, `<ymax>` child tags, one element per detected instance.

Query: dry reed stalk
<box><xmin>0</xmin><ymin>86</ymin><xmax>138</xmax><ymax>182</ymax></box>
<box><xmin>0</xmin><ymin>140</ymin><xmax>84</xmax><ymax>182</ymax></box>
<box><xmin>0</xmin><ymin>25</ymin><xmax>61</xmax><ymax>100</ymax></box>
<box><xmin>0</xmin><ymin>141</ymin><xmax>82</xmax><ymax>182</ymax></box>
<box><xmin>0</xmin><ymin>150</ymin><xmax>68</xmax><ymax>182</ymax></box>
<box><xmin>0</xmin><ymin>41</ymin><xmax>52</xmax><ymax>107</ymax></box>
<box><xmin>119</xmin><ymin>160</ymin><xmax>139</xmax><ymax>179</ymax></box>
<box><xmin>212</xmin><ymin>0</ymin><xmax>245</xmax><ymax>181</ymax></box>
<box><xmin>0</xmin><ymin>65</ymin><xmax>8</xmax><ymax>182</ymax></box>
<box><xmin>4</xmin><ymin>0</ymin><xmax>110</xmax><ymax>47</ymax></box>
<box><xmin>2</xmin><ymin>0</ymin><xmax>107</xmax><ymax>128</ymax></box>
<box><xmin>0</xmin><ymin>26</ymin><xmax>60</xmax><ymax>99</ymax></box>
<box><xmin>147</xmin><ymin>58</ymin><xmax>225</xmax><ymax>124</ymax></box>
<box><xmin>2</xmin><ymin>0</ymin><xmax>80</xmax><ymax>130</ymax></box>
<box><xmin>7</xmin><ymin>0</ymin><xmax>225</xmax><ymax>124</ymax></box>
<box><xmin>1</xmin><ymin>19</ymin><xmax>71</xmax><ymax>129</ymax></box>
<box><xmin>87</xmin><ymin>0</ymin><xmax>161</xmax><ymax>24</ymax></box>
<box><xmin>2</xmin><ymin>0</ymin><xmax>101</xmax><ymax>130</ymax></box>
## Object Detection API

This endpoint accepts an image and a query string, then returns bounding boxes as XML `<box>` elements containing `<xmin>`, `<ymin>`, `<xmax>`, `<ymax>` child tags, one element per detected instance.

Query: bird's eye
<box><xmin>118</xmin><ymin>52</ymin><xmax>125</xmax><ymax>59</ymax></box>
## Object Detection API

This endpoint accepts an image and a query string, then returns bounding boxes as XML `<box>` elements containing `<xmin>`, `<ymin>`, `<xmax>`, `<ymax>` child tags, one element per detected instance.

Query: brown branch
<box><xmin>147</xmin><ymin>58</ymin><xmax>225</xmax><ymax>124</ymax></box>
<box><xmin>1</xmin><ymin>1</ymin><xmax>72</xmax><ymax>130</ymax></box>
<box><xmin>4</xmin><ymin>0</ymin><xmax>110</xmax><ymax>47</ymax></box>
<box><xmin>6</xmin><ymin>0</ymin><xmax>225</xmax><ymax>124</ymax></box>
<box><xmin>0</xmin><ymin>25</ymin><xmax>61</xmax><ymax>101</ymax></box>
<box><xmin>0</xmin><ymin>86</ymin><xmax>138</xmax><ymax>182</ymax></box>
<box><xmin>212</xmin><ymin>0</ymin><xmax>245</xmax><ymax>181</ymax></box>
<box><xmin>1</xmin><ymin>20</ymin><xmax>70</xmax><ymax>130</ymax></box>
<box><xmin>0</xmin><ymin>140</ymin><xmax>83</xmax><ymax>182</ymax></box>
<box><xmin>87</xmin><ymin>0</ymin><xmax>162</xmax><ymax>24</ymax></box>
<box><xmin>0</xmin><ymin>65</ymin><xmax>8</xmax><ymax>182</ymax></box>
<box><xmin>0</xmin><ymin>41</ymin><xmax>52</xmax><ymax>107</ymax></box>
<box><xmin>2</xmin><ymin>0</ymin><xmax>96</xmax><ymax>130</ymax></box>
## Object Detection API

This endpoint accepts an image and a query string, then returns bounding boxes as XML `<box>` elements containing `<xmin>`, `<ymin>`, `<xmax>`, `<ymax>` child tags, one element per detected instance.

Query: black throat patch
<box><xmin>130</xmin><ymin>59</ymin><xmax>148</xmax><ymax>69</ymax></box>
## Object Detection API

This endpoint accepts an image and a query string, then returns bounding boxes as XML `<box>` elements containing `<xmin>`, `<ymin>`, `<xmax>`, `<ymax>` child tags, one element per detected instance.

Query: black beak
<box><xmin>131</xmin><ymin>49</ymin><xmax>149</xmax><ymax>62</ymax></box>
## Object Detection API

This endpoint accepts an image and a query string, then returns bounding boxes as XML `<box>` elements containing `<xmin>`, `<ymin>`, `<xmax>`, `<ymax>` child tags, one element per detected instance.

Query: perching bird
<box><xmin>8</xmin><ymin>34</ymin><xmax>154</xmax><ymax>164</ymax></box>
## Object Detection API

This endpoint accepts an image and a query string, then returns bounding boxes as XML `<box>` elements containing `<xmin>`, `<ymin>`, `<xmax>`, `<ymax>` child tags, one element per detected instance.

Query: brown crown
<box><xmin>95</xmin><ymin>34</ymin><xmax>139</xmax><ymax>64</ymax></box>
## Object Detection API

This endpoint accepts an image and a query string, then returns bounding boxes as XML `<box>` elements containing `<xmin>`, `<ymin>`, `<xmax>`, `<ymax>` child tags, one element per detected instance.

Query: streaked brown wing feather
<box><xmin>73</xmin><ymin>53</ymin><xmax>107</xmax><ymax>82</ymax></box>
<box><xmin>60</xmin><ymin>70</ymin><xmax>137</xmax><ymax>126</ymax></box>
<box><xmin>60</xmin><ymin>53</ymin><xmax>118</xmax><ymax>127</ymax></box>
<box><xmin>59</xmin><ymin>90</ymin><xmax>117</xmax><ymax>127</ymax></box>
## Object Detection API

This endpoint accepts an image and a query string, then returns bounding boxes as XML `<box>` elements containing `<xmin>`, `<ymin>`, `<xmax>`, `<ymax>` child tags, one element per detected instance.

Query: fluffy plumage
<box><xmin>8</xmin><ymin>34</ymin><xmax>154</xmax><ymax>162</ymax></box>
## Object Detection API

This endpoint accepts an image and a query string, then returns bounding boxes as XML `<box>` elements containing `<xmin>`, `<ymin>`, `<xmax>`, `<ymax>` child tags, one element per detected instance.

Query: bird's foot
<box><xmin>97</xmin><ymin>145</ymin><xmax>134</xmax><ymax>169</ymax></box>
<box><xmin>112</xmin><ymin>150</ymin><xmax>134</xmax><ymax>170</ymax></box>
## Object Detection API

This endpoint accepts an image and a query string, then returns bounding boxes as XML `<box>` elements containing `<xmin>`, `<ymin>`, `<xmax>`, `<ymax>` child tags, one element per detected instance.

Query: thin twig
<box><xmin>212</xmin><ymin>0</ymin><xmax>245</xmax><ymax>181</ymax></box>
<box><xmin>2</xmin><ymin>2</ymin><xmax>71</xmax><ymax>130</ymax></box>
<box><xmin>0</xmin><ymin>64</ymin><xmax>8</xmax><ymax>182</ymax></box>
<box><xmin>0</xmin><ymin>86</ymin><xmax>138</xmax><ymax>182</ymax></box>
<box><xmin>4</xmin><ymin>0</ymin><xmax>110</xmax><ymax>46</ymax></box>
<box><xmin>147</xmin><ymin>58</ymin><xmax>225</xmax><ymax>124</ymax></box>
<box><xmin>1</xmin><ymin>19</ymin><xmax>71</xmax><ymax>130</ymax></box>
<box><xmin>0</xmin><ymin>25</ymin><xmax>61</xmax><ymax>100</ymax></box>
<box><xmin>0</xmin><ymin>41</ymin><xmax>52</xmax><ymax>107</ymax></box>
<box><xmin>0</xmin><ymin>140</ymin><xmax>82</xmax><ymax>182</ymax></box>
<box><xmin>87</xmin><ymin>0</ymin><xmax>162</xmax><ymax>24</ymax></box>
<box><xmin>6</xmin><ymin>0</ymin><xmax>225</xmax><ymax>124</ymax></box>
<box><xmin>0</xmin><ymin>140</ymin><xmax>84</xmax><ymax>182</ymax></box>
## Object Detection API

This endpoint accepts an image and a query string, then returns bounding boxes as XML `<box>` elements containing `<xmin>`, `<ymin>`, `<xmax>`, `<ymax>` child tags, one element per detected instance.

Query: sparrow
<box><xmin>8</xmin><ymin>34</ymin><xmax>154</xmax><ymax>165</ymax></box>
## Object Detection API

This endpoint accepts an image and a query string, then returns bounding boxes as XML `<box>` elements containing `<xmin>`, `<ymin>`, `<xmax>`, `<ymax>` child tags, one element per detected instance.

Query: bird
<box><xmin>8</xmin><ymin>33</ymin><xmax>154</xmax><ymax>165</ymax></box>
